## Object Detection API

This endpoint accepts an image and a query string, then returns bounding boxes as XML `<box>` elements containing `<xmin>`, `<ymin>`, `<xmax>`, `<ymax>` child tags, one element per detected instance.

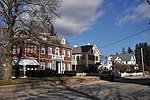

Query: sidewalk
<box><xmin>0</xmin><ymin>76</ymin><xmax>106</xmax><ymax>100</ymax></box>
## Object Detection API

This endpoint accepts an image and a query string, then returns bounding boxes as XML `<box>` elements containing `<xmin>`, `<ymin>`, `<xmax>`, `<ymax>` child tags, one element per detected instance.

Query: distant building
<box><xmin>106</xmin><ymin>52</ymin><xmax>137</xmax><ymax>70</ymax></box>
<box><xmin>72</xmin><ymin>44</ymin><xmax>101</xmax><ymax>72</ymax></box>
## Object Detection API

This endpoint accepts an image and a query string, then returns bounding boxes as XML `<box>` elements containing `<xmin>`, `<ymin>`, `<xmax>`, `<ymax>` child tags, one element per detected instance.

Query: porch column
<box><xmin>61</xmin><ymin>61</ymin><xmax>62</xmax><ymax>73</ymax></box>
<box><xmin>54</xmin><ymin>61</ymin><xmax>56</xmax><ymax>70</ymax></box>
<box><xmin>23</xmin><ymin>65</ymin><xmax>26</xmax><ymax>78</ymax></box>
<box><xmin>75</xmin><ymin>55</ymin><xmax>76</xmax><ymax>71</ymax></box>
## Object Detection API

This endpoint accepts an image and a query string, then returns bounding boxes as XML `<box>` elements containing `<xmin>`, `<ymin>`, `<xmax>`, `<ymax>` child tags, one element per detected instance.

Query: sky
<box><xmin>54</xmin><ymin>0</ymin><xmax>150</xmax><ymax>56</ymax></box>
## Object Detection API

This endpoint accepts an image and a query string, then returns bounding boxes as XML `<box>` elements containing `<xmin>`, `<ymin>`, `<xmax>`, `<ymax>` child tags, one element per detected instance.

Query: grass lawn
<box><xmin>0</xmin><ymin>76</ymin><xmax>89</xmax><ymax>86</ymax></box>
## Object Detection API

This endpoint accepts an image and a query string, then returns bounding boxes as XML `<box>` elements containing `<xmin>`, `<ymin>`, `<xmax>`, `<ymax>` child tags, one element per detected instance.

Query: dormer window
<box><xmin>39</xmin><ymin>33</ymin><xmax>47</xmax><ymax>41</ymax></box>
<box><xmin>28</xmin><ymin>45</ymin><xmax>33</xmax><ymax>54</ymax></box>
<box><xmin>61</xmin><ymin>38</ymin><xmax>66</xmax><ymax>45</ymax></box>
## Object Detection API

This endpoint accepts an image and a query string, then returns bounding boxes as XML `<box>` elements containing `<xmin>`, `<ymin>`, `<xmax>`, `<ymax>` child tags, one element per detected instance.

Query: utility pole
<box><xmin>141</xmin><ymin>48</ymin><xmax>145</xmax><ymax>77</ymax></box>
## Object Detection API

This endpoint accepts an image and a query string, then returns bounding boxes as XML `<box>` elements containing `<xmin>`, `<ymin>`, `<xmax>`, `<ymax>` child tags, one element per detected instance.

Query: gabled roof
<box><xmin>81</xmin><ymin>45</ymin><xmax>93</xmax><ymax>52</ymax></box>
<box><xmin>72</xmin><ymin>47</ymin><xmax>82</xmax><ymax>54</ymax></box>
<box><xmin>72</xmin><ymin>45</ymin><xmax>94</xmax><ymax>54</ymax></box>
<box><xmin>111</xmin><ymin>53</ymin><xmax>133</xmax><ymax>61</ymax></box>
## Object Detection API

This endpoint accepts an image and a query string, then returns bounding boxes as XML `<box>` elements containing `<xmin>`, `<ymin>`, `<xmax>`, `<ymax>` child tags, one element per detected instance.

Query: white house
<box><xmin>105</xmin><ymin>53</ymin><xmax>137</xmax><ymax>70</ymax></box>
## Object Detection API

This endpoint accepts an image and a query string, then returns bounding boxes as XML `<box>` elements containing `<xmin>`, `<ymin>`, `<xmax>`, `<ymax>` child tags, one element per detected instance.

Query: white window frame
<box><xmin>48</xmin><ymin>62</ymin><xmax>52</xmax><ymax>69</ymax></box>
<box><xmin>61</xmin><ymin>38</ymin><xmax>66</xmax><ymax>45</ymax></box>
<box><xmin>72</xmin><ymin>55</ymin><xmax>75</xmax><ymax>60</ymax></box>
<box><xmin>67</xmin><ymin>50</ymin><xmax>70</xmax><ymax>57</ymax></box>
<box><xmin>55</xmin><ymin>47</ymin><xmax>60</xmax><ymax>56</ymax></box>
<box><xmin>40</xmin><ymin>61</ymin><xmax>45</xmax><ymax>70</ymax></box>
<box><xmin>41</xmin><ymin>47</ymin><xmax>45</xmax><ymax>54</ymax></box>
<box><xmin>48</xmin><ymin>47</ymin><xmax>52</xmax><ymax>55</ymax></box>
<box><xmin>28</xmin><ymin>46</ymin><xmax>33</xmax><ymax>54</ymax></box>
<box><xmin>17</xmin><ymin>48</ymin><xmax>20</xmax><ymax>53</ymax></box>
<box><xmin>67</xmin><ymin>63</ymin><xmax>71</xmax><ymax>71</ymax></box>
<box><xmin>62</xmin><ymin>49</ymin><xmax>65</xmax><ymax>57</ymax></box>
<box><xmin>13</xmin><ymin>48</ymin><xmax>16</xmax><ymax>54</ymax></box>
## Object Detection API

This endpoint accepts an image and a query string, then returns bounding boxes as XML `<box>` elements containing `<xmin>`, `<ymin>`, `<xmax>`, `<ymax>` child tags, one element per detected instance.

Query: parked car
<box><xmin>99</xmin><ymin>70</ymin><xmax>115</xmax><ymax>80</ymax></box>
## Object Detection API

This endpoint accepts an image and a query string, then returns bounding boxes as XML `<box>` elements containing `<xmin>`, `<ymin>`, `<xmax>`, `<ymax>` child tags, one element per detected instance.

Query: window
<box><xmin>62</xmin><ymin>49</ymin><xmax>65</xmax><ymax>56</ymax></box>
<box><xmin>61</xmin><ymin>38</ymin><xmax>66</xmax><ymax>45</ymax></box>
<box><xmin>13</xmin><ymin>48</ymin><xmax>16</xmax><ymax>54</ymax></box>
<box><xmin>96</xmin><ymin>56</ymin><xmax>99</xmax><ymax>61</ymax></box>
<box><xmin>67</xmin><ymin>50</ymin><xmax>70</xmax><ymax>57</ymax></box>
<box><xmin>76</xmin><ymin>56</ymin><xmax>80</xmax><ymax>60</ymax></box>
<box><xmin>72</xmin><ymin>55</ymin><xmax>75</xmax><ymax>60</ymax></box>
<box><xmin>67</xmin><ymin>64</ymin><xmax>71</xmax><ymax>71</ymax></box>
<box><xmin>17</xmin><ymin>48</ymin><xmax>20</xmax><ymax>53</ymax></box>
<box><xmin>48</xmin><ymin>47</ymin><xmax>52</xmax><ymax>55</ymax></box>
<box><xmin>28</xmin><ymin>46</ymin><xmax>33</xmax><ymax>53</ymax></box>
<box><xmin>41</xmin><ymin>47</ymin><xmax>45</xmax><ymax>54</ymax></box>
<box><xmin>40</xmin><ymin>62</ymin><xmax>45</xmax><ymax>70</ymax></box>
<box><xmin>55</xmin><ymin>47</ymin><xmax>59</xmax><ymax>56</ymax></box>
<box><xmin>48</xmin><ymin>62</ymin><xmax>52</xmax><ymax>69</ymax></box>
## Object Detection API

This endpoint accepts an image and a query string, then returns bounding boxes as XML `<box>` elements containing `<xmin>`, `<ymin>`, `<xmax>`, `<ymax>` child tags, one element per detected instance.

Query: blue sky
<box><xmin>1</xmin><ymin>0</ymin><xmax>149</xmax><ymax>56</ymax></box>
<box><xmin>54</xmin><ymin>0</ymin><xmax>150</xmax><ymax>56</ymax></box>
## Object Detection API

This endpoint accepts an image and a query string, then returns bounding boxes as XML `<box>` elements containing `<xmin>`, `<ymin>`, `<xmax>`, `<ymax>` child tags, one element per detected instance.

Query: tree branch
<box><xmin>147</xmin><ymin>0</ymin><xmax>150</xmax><ymax>5</ymax></box>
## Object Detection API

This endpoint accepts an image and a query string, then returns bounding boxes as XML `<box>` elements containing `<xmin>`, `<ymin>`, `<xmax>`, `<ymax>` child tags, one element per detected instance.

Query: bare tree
<box><xmin>0</xmin><ymin>0</ymin><xmax>62</xmax><ymax>80</ymax></box>
<box><xmin>147</xmin><ymin>0</ymin><xmax>150</xmax><ymax>5</ymax></box>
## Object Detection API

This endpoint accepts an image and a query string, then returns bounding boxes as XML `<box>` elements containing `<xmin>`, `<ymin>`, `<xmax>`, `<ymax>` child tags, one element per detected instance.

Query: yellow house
<box><xmin>72</xmin><ymin>44</ymin><xmax>101</xmax><ymax>72</ymax></box>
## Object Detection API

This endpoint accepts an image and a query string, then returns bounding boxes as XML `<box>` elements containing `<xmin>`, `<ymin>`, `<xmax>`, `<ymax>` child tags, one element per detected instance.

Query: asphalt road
<box><xmin>20</xmin><ymin>76</ymin><xmax>150</xmax><ymax>100</ymax></box>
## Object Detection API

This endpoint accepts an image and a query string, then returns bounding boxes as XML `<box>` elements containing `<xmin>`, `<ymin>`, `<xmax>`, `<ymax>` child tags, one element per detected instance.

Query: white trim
<box><xmin>62</xmin><ymin>49</ymin><xmax>65</xmax><ymax>57</ymax></box>
<box><xmin>13</xmin><ymin>58</ymin><xmax>39</xmax><ymax>66</ymax></box>
<box><xmin>41</xmin><ymin>47</ymin><xmax>45</xmax><ymax>54</ymax></box>
<box><xmin>55</xmin><ymin>47</ymin><xmax>60</xmax><ymax>56</ymax></box>
<box><xmin>48</xmin><ymin>47</ymin><xmax>52</xmax><ymax>55</ymax></box>
<box><xmin>67</xmin><ymin>50</ymin><xmax>70</xmax><ymax>57</ymax></box>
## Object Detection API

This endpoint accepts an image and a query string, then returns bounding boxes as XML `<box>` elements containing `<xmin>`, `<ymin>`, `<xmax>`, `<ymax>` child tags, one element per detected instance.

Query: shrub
<box><xmin>26</xmin><ymin>69</ymin><xmax>56</xmax><ymax>77</ymax></box>
<box><xmin>64</xmin><ymin>71</ymin><xmax>76</xmax><ymax>76</ymax></box>
<box><xmin>76</xmin><ymin>70</ymin><xmax>83</xmax><ymax>73</ymax></box>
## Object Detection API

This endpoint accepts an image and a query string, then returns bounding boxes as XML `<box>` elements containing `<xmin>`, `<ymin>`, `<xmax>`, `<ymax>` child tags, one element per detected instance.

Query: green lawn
<box><xmin>0</xmin><ymin>76</ymin><xmax>86</xmax><ymax>86</ymax></box>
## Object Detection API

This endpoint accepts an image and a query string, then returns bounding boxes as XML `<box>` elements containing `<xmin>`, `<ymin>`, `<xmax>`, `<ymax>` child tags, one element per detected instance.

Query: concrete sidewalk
<box><xmin>0</xmin><ymin>76</ymin><xmax>106</xmax><ymax>100</ymax></box>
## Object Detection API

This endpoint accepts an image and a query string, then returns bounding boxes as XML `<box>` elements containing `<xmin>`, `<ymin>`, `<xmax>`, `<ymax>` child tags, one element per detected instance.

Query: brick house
<box><xmin>12</xmin><ymin>31</ymin><xmax>72</xmax><ymax>77</ymax></box>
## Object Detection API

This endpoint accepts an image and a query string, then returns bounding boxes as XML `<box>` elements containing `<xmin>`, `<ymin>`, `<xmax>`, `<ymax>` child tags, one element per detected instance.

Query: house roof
<box><xmin>72</xmin><ymin>45</ymin><xmax>93</xmax><ymax>54</ymax></box>
<box><xmin>17</xmin><ymin>31</ymin><xmax>71</xmax><ymax>49</ymax></box>
<box><xmin>111</xmin><ymin>53</ymin><xmax>133</xmax><ymax>61</ymax></box>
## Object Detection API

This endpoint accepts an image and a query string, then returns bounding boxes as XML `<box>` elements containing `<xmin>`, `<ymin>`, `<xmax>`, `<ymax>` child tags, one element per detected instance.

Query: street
<box><xmin>20</xmin><ymin>76</ymin><xmax>150</xmax><ymax>100</ymax></box>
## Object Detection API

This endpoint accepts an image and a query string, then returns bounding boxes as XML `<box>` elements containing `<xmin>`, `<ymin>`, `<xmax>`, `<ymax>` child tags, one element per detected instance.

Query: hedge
<box><xmin>26</xmin><ymin>69</ymin><xmax>56</xmax><ymax>77</ymax></box>
<box><xmin>64</xmin><ymin>71</ymin><xmax>76</xmax><ymax>76</ymax></box>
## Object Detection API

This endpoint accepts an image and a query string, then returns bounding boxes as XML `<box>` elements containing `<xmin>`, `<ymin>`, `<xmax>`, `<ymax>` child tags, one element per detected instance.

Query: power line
<box><xmin>99</xmin><ymin>27</ymin><xmax>150</xmax><ymax>48</ymax></box>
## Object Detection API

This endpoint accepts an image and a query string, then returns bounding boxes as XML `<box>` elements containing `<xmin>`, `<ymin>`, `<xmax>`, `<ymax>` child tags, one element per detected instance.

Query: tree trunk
<box><xmin>2</xmin><ymin>27</ymin><xmax>14</xmax><ymax>80</ymax></box>
<box><xmin>1</xmin><ymin>0</ymin><xmax>15</xmax><ymax>80</ymax></box>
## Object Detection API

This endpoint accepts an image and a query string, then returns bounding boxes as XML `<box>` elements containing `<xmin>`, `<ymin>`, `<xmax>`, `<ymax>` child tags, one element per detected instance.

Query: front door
<box><xmin>56</xmin><ymin>61</ymin><xmax>61</xmax><ymax>74</ymax></box>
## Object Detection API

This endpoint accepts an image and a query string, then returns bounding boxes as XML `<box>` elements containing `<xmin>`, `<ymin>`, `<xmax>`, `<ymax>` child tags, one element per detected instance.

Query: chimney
<box><xmin>74</xmin><ymin>45</ymin><xmax>78</xmax><ymax>48</ymax></box>
<box><xmin>87</xmin><ymin>43</ymin><xmax>90</xmax><ymax>45</ymax></box>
